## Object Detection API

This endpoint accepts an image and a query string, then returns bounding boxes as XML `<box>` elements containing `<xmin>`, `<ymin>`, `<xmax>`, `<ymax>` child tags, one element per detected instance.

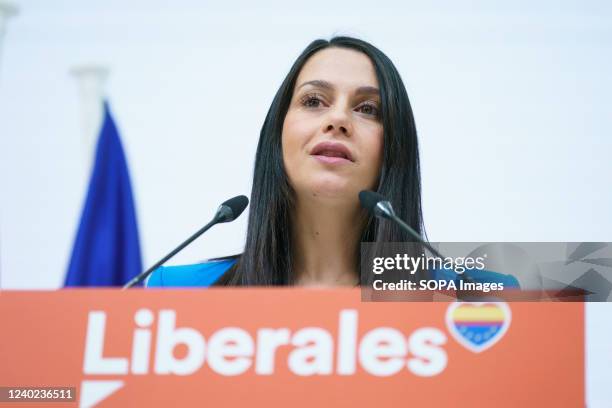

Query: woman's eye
<box><xmin>301</xmin><ymin>94</ymin><xmax>324</xmax><ymax>108</ymax></box>
<box><xmin>356</xmin><ymin>103</ymin><xmax>379</xmax><ymax>117</ymax></box>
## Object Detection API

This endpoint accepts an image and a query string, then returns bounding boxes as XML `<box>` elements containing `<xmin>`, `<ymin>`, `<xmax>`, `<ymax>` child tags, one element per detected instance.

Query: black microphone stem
<box><xmin>387</xmin><ymin>214</ymin><xmax>475</xmax><ymax>285</ymax></box>
<box><xmin>122</xmin><ymin>218</ymin><xmax>218</xmax><ymax>289</ymax></box>
<box><xmin>388</xmin><ymin>214</ymin><xmax>444</xmax><ymax>259</ymax></box>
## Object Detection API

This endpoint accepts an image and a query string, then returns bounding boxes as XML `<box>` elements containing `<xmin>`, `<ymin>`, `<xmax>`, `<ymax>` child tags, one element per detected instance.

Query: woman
<box><xmin>148</xmin><ymin>36</ymin><xmax>424</xmax><ymax>287</ymax></box>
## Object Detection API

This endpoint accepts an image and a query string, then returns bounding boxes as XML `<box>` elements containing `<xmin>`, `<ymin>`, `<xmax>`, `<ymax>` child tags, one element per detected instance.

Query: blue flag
<box><xmin>65</xmin><ymin>102</ymin><xmax>143</xmax><ymax>286</ymax></box>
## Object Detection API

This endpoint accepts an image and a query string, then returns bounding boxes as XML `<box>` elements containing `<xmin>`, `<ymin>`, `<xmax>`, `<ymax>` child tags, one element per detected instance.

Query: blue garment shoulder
<box><xmin>431</xmin><ymin>267</ymin><xmax>520</xmax><ymax>288</ymax></box>
<box><xmin>146</xmin><ymin>259</ymin><xmax>236</xmax><ymax>288</ymax></box>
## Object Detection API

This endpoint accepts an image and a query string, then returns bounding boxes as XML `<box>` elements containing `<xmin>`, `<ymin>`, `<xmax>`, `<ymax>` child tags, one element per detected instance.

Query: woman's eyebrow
<box><xmin>297</xmin><ymin>79</ymin><xmax>334</xmax><ymax>91</ymax></box>
<box><xmin>354</xmin><ymin>86</ymin><xmax>380</xmax><ymax>97</ymax></box>
<box><xmin>297</xmin><ymin>79</ymin><xmax>380</xmax><ymax>96</ymax></box>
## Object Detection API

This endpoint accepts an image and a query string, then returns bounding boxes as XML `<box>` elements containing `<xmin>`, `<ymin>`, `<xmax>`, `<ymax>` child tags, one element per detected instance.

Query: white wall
<box><xmin>0</xmin><ymin>1</ymin><xmax>610</xmax><ymax>403</ymax></box>
<box><xmin>2</xmin><ymin>0</ymin><xmax>610</xmax><ymax>289</ymax></box>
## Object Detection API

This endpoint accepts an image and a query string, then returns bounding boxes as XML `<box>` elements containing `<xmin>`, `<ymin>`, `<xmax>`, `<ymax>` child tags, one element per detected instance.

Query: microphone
<box><xmin>359</xmin><ymin>190</ymin><xmax>445</xmax><ymax>256</ymax></box>
<box><xmin>123</xmin><ymin>195</ymin><xmax>249</xmax><ymax>289</ymax></box>
<box><xmin>359</xmin><ymin>190</ymin><xmax>474</xmax><ymax>283</ymax></box>
<box><xmin>212</xmin><ymin>195</ymin><xmax>249</xmax><ymax>223</ymax></box>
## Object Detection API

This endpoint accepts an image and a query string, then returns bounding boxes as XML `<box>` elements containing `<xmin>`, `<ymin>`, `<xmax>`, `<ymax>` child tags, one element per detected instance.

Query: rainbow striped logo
<box><xmin>446</xmin><ymin>302</ymin><xmax>511</xmax><ymax>353</ymax></box>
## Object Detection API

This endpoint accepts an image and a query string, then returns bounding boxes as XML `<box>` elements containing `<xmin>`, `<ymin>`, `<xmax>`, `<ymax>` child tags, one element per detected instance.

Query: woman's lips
<box><xmin>312</xmin><ymin>155</ymin><xmax>353</xmax><ymax>164</ymax></box>
<box><xmin>310</xmin><ymin>141</ymin><xmax>354</xmax><ymax>165</ymax></box>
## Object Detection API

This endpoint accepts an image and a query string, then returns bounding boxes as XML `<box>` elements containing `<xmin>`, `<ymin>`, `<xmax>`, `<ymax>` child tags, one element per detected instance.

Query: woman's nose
<box><xmin>323</xmin><ymin>105</ymin><xmax>352</xmax><ymax>136</ymax></box>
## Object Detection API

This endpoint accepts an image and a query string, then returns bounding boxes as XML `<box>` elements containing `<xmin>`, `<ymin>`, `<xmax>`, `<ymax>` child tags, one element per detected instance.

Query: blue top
<box><xmin>431</xmin><ymin>267</ymin><xmax>520</xmax><ymax>288</ymax></box>
<box><xmin>146</xmin><ymin>258</ymin><xmax>519</xmax><ymax>289</ymax></box>
<box><xmin>146</xmin><ymin>259</ymin><xmax>236</xmax><ymax>287</ymax></box>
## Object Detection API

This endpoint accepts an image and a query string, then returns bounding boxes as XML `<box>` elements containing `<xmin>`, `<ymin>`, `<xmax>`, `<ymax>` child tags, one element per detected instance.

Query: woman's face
<box><xmin>282</xmin><ymin>47</ymin><xmax>384</xmax><ymax>204</ymax></box>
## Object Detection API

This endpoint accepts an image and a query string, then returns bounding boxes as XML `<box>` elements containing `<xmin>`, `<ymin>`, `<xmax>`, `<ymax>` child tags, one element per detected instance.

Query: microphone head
<box><xmin>359</xmin><ymin>190</ymin><xmax>395</xmax><ymax>219</ymax></box>
<box><xmin>359</xmin><ymin>190</ymin><xmax>386</xmax><ymax>214</ymax></box>
<box><xmin>216</xmin><ymin>195</ymin><xmax>249</xmax><ymax>222</ymax></box>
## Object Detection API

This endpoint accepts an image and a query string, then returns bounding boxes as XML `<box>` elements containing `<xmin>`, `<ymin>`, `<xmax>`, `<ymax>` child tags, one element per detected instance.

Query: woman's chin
<box><xmin>305</xmin><ymin>178</ymin><xmax>358</xmax><ymax>201</ymax></box>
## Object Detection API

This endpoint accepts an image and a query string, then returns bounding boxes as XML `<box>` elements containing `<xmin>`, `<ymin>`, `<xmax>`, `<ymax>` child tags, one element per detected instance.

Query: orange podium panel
<box><xmin>0</xmin><ymin>289</ymin><xmax>583</xmax><ymax>407</ymax></box>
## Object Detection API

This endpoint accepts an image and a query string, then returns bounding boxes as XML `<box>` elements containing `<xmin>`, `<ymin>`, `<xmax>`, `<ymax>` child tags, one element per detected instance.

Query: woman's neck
<box><xmin>291</xmin><ymin>196</ymin><xmax>365</xmax><ymax>286</ymax></box>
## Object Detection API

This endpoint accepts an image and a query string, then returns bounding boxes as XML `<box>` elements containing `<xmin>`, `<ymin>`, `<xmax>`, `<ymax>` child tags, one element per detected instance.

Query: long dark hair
<box><xmin>216</xmin><ymin>36</ymin><xmax>424</xmax><ymax>286</ymax></box>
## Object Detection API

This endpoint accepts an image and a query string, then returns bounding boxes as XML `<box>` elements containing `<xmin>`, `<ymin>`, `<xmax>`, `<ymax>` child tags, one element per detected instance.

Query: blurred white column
<box><xmin>0</xmin><ymin>2</ymin><xmax>18</xmax><ymax>79</ymax></box>
<box><xmin>0</xmin><ymin>2</ymin><xmax>17</xmax><ymax>287</ymax></box>
<box><xmin>70</xmin><ymin>65</ymin><xmax>109</xmax><ymax>164</ymax></box>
